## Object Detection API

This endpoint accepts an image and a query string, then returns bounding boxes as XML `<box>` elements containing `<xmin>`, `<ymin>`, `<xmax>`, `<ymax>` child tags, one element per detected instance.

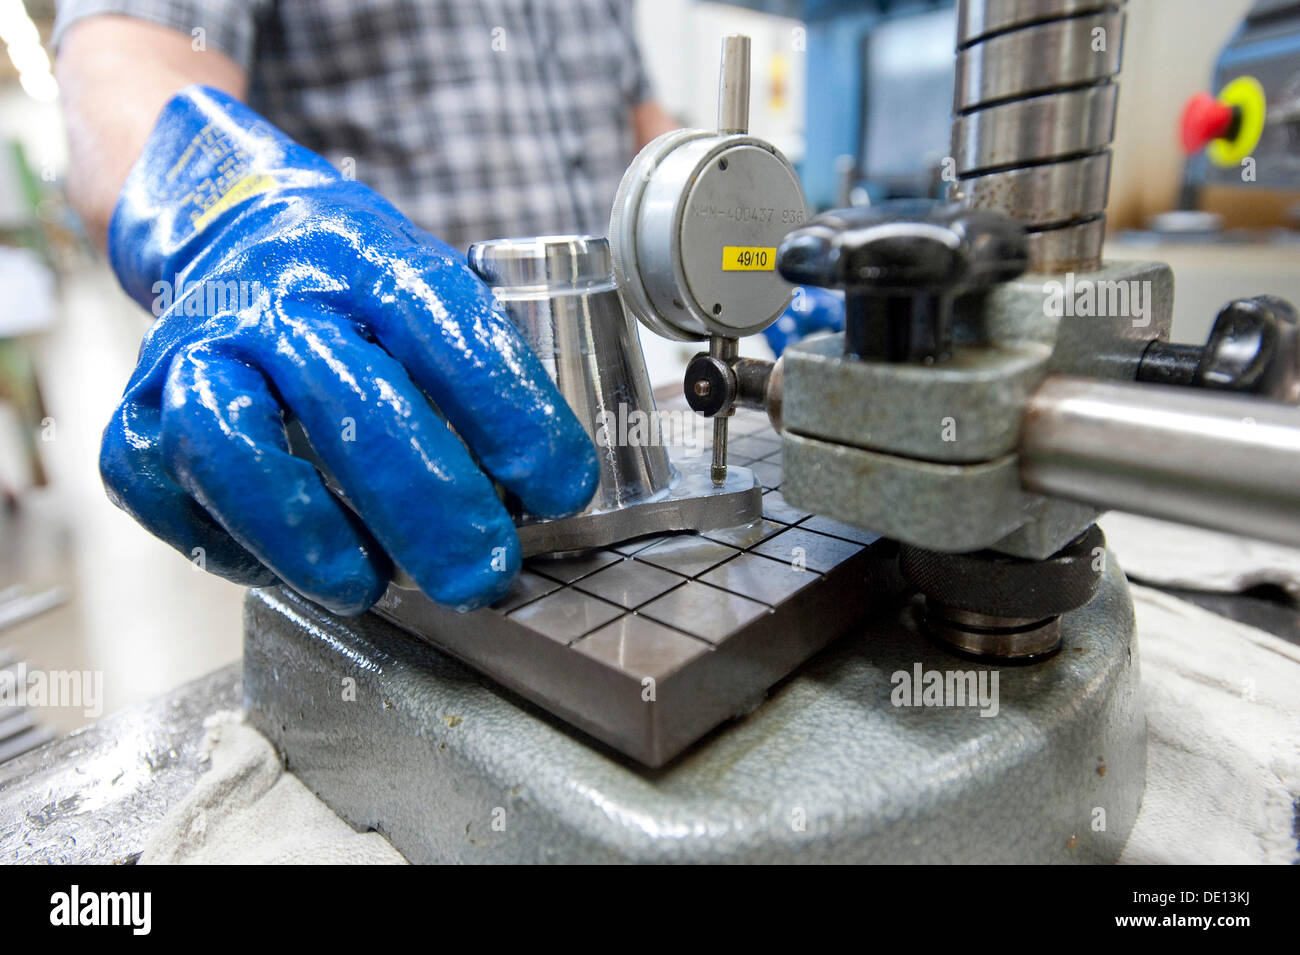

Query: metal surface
<box><xmin>953</xmin><ymin>87</ymin><xmax>1118</xmax><ymax>175</ymax></box>
<box><xmin>244</xmin><ymin>555</ymin><xmax>1145</xmax><ymax>863</ymax></box>
<box><xmin>952</xmin><ymin>0</ymin><xmax>1126</xmax><ymax>271</ymax></box>
<box><xmin>783</xmin><ymin>432</ymin><xmax>1027</xmax><ymax>553</ymax></box>
<box><xmin>954</xmin><ymin>84</ymin><xmax>1117</xmax><ymax>168</ymax></box>
<box><xmin>1023</xmin><ymin>218</ymin><xmax>1111</xmax><ymax>275</ymax></box>
<box><xmin>902</xmin><ymin>526</ymin><xmax>1104</xmax><ymax>660</ymax></box>
<box><xmin>983</xmin><ymin>260</ymin><xmax>1174</xmax><ymax>379</ymax></box>
<box><xmin>468</xmin><ymin>235</ymin><xmax>672</xmax><ymax>512</ymax></box>
<box><xmin>784</xmin><ymin>333</ymin><xmax>1050</xmax><ymax>462</ymax></box>
<box><xmin>717</xmin><ymin>34</ymin><xmax>751</xmax><ymax>134</ymax></box>
<box><xmin>780</xmin><ymin>261</ymin><xmax>1173</xmax><ymax>558</ymax></box>
<box><xmin>373</xmin><ymin>410</ymin><xmax>888</xmax><ymax>767</ymax></box>
<box><xmin>955</xmin><ymin>10</ymin><xmax>1124</xmax><ymax>111</ymax></box>
<box><xmin>511</xmin><ymin>455</ymin><xmax>759</xmax><ymax>556</ymax></box>
<box><xmin>924</xmin><ymin>606</ymin><xmax>1063</xmax><ymax>660</ymax></box>
<box><xmin>708</xmin><ymin>336</ymin><xmax>737</xmax><ymax>485</ymax></box>
<box><xmin>960</xmin><ymin>154</ymin><xmax>1112</xmax><ymax>233</ymax></box>
<box><xmin>465</xmin><ymin>235</ymin><xmax>761</xmax><ymax>553</ymax></box>
<box><xmin>1022</xmin><ymin>376</ymin><xmax>1300</xmax><ymax>547</ymax></box>
<box><xmin>956</xmin><ymin>0</ymin><xmax>1116</xmax><ymax>46</ymax></box>
<box><xmin>0</xmin><ymin>665</ymin><xmax>241</xmax><ymax>864</ymax></box>
<box><xmin>613</xmin><ymin>135</ymin><xmax>805</xmax><ymax>340</ymax></box>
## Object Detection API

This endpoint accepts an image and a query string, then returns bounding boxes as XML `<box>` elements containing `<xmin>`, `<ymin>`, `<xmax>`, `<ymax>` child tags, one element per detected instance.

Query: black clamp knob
<box><xmin>1138</xmin><ymin>295</ymin><xmax>1300</xmax><ymax>401</ymax></box>
<box><xmin>777</xmin><ymin>201</ymin><xmax>1028</xmax><ymax>362</ymax></box>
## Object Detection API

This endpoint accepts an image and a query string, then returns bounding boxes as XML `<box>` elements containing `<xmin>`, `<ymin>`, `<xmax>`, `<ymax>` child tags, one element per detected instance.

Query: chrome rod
<box><xmin>1021</xmin><ymin>376</ymin><xmax>1300</xmax><ymax>546</ymax></box>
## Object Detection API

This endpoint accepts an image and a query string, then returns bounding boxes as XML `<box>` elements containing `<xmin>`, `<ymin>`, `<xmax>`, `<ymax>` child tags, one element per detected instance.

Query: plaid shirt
<box><xmin>54</xmin><ymin>0</ymin><xmax>654</xmax><ymax>250</ymax></box>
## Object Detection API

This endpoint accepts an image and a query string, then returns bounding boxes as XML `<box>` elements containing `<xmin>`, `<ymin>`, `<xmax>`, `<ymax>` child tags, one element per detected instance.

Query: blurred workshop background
<box><xmin>1</xmin><ymin>0</ymin><xmax>1297</xmax><ymax>746</ymax></box>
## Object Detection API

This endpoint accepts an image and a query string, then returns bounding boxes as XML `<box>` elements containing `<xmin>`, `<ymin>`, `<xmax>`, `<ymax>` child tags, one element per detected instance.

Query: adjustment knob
<box><xmin>777</xmin><ymin>200</ymin><xmax>1027</xmax><ymax>362</ymax></box>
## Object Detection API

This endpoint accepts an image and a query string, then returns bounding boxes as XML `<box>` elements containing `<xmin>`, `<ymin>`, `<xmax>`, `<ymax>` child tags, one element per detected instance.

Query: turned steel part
<box><xmin>468</xmin><ymin>235</ymin><xmax>673</xmax><ymax>511</ymax></box>
<box><xmin>1022</xmin><ymin>376</ymin><xmax>1300</xmax><ymax>547</ymax></box>
<box><xmin>952</xmin><ymin>0</ymin><xmax>1126</xmax><ymax>271</ymax></box>
<box><xmin>733</xmin><ymin>356</ymin><xmax>780</xmax><ymax>422</ymax></box>
<box><xmin>924</xmin><ymin>608</ymin><xmax>1063</xmax><ymax>661</ymax></box>
<box><xmin>902</xmin><ymin>526</ymin><xmax>1103</xmax><ymax>660</ymax></box>
<box><xmin>464</xmin><ymin>234</ymin><xmax>760</xmax><ymax>557</ymax></box>
<box><xmin>901</xmin><ymin>526</ymin><xmax>1104</xmax><ymax>619</ymax></box>
<box><xmin>708</xmin><ymin>336</ymin><xmax>738</xmax><ymax>485</ymax></box>
<box><xmin>717</xmin><ymin>35</ymin><xmax>751</xmax><ymax>134</ymax></box>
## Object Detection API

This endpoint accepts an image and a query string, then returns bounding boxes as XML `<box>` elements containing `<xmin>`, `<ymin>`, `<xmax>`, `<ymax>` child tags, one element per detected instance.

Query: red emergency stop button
<box><xmin>1180</xmin><ymin>92</ymin><xmax>1238</xmax><ymax>153</ymax></box>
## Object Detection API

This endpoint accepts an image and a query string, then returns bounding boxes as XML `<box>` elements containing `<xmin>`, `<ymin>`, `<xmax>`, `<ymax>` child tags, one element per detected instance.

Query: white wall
<box><xmin>634</xmin><ymin>0</ymin><xmax>805</xmax><ymax>163</ymax></box>
<box><xmin>0</xmin><ymin>86</ymin><xmax>63</xmax><ymax>224</ymax></box>
<box><xmin>0</xmin><ymin>86</ymin><xmax>64</xmax><ymax>175</ymax></box>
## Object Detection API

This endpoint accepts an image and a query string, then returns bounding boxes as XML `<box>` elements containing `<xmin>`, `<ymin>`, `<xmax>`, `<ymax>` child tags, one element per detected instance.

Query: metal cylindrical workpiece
<box><xmin>468</xmin><ymin>235</ymin><xmax>674</xmax><ymax>512</ymax></box>
<box><xmin>1021</xmin><ymin>376</ymin><xmax>1300</xmax><ymax>546</ymax></box>
<box><xmin>951</xmin><ymin>0</ymin><xmax>1126</xmax><ymax>271</ymax></box>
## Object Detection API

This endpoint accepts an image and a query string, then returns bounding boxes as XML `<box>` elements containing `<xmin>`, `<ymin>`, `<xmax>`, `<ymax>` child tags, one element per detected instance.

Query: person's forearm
<box><xmin>632</xmin><ymin>100</ymin><xmax>680</xmax><ymax>149</ymax></box>
<box><xmin>56</xmin><ymin>15</ymin><xmax>248</xmax><ymax>249</ymax></box>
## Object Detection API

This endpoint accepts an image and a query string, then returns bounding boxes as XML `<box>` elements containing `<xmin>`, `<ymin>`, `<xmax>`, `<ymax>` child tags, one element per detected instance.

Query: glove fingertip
<box><xmin>516</xmin><ymin>427</ymin><xmax>600</xmax><ymax>520</ymax></box>
<box><xmin>303</xmin><ymin>566</ymin><xmax>389</xmax><ymax>617</ymax></box>
<box><xmin>408</xmin><ymin>523</ymin><xmax>522</xmax><ymax>612</ymax></box>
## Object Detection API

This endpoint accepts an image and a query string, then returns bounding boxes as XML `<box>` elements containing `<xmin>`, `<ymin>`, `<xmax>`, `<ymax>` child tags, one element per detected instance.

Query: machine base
<box><xmin>243</xmin><ymin>556</ymin><xmax>1145</xmax><ymax>863</ymax></box>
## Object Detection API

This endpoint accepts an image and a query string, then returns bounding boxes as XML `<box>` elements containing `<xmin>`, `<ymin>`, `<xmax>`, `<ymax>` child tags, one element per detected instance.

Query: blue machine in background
<box><xmin>1182</xmin><ymin>0</ymin><xmax>1300</xmax><ymax>194</ymax></box>
<box><xmin>719</xmin><ymin>0</ymin><xmax>956</xmax><ymax>211</ymax></box>
<box><xmin>720</xmin><ymin>1</ymin><xmax>957</xmax><ymax>354</ymax></box>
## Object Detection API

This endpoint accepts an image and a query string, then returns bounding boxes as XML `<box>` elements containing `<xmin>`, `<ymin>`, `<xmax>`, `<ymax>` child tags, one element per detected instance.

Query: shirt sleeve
<box><xmin>608</xmin><ymin>0</ymin><xmax>655</xmax><ymax>106</ymax></box>
<box><xmin>52</xmin><ymin>0</ymin><xmax>269</xmax><ymax>72</ymax></box>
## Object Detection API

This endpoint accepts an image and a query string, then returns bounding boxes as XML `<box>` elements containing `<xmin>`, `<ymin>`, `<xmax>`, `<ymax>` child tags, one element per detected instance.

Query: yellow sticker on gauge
<box><xmin>722</xmin><ymin>246</ymin><xmax>777</xmax><ymax>271</ymax></box>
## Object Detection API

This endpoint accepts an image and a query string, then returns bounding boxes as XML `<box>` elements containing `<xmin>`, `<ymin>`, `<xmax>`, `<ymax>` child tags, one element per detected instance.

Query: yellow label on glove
<box><xmin>722</xmin><ymin>246</ymin><xmax>777</xmax><ymax>271</ymax></box>
<box><xmin>192</xmin><ymin>174</ymin><xmax>277</xmax><ymax>231</ymax></box>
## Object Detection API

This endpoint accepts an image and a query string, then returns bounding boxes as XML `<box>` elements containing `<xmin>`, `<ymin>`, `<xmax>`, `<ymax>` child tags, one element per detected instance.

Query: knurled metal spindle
<box><xmin>709</xmin><ymin>35</ymin><xmax>751</xmax><ymax>484</ymax></box>
<box><xmin>951</xmin><ymin>0</ymin><xmax>1127</xmax><ymax>272</ymax></box>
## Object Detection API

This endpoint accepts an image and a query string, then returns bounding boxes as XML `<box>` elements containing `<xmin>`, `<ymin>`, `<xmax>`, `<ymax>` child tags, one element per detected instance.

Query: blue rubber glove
<box><xmin>102</xmin><ymin>86</ymin><xmax>598</xmax><ymax>614</ymax></box>
<box><xmin>762</xmin><ymin>286</ymin><xmax>845</xmax><ymax>356</ymax></box>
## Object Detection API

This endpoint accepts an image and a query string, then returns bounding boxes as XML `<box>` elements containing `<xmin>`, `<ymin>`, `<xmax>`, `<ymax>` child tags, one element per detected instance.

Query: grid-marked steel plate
<box><xmin>375</xmin><ymin>408</ymin><xmax>895</xmax><ymax>766</ymax></box>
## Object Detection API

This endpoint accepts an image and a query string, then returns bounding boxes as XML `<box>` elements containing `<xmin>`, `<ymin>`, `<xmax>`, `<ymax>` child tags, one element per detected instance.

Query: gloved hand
<box><xmin>762</xmin><ymin>285</ymin><xmax>845</xmax><ymax>357</ymax></box>
<box><xmin>103</xmin><ymin>86</ymin><xmax>599</xmax><ymax>615</ymax></box>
